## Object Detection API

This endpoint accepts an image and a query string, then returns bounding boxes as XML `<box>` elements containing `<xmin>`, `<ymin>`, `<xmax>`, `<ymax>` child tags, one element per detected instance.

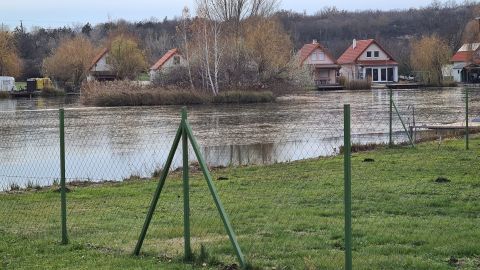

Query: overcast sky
<box><xmin>1</xmin><ymin>0</ymin><xmax>439</xmax><ymax>30</ymax></box>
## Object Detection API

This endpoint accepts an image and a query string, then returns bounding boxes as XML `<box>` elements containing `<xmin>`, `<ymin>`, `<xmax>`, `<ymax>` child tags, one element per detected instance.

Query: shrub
<box><xmin>212</xmin><ymin>91</ymin><xmax>275</xmax><ymax>104</ymax></box>
<box><xmin>81</xmin><ymin>81</ymin><xmax>276</xmax><ymax>107</ymax></box>
<box><xmin>152</xmin><ymin>66</ymin><xmax>191</xmax><ymax>89</ymax></box>
<box><xmin>339</xmin><ymin>76</ymin><xmax>371</xmax><ymax>90</ymax></box>
<box><xmin>441</xmin><ymin>80</ymin><xmax>458</xmax><ymax>87</ymax></box>
<box><xmin>40</xmin><ymin>87</ymin><xmax>65</xmax><ymax>97</ymax></box>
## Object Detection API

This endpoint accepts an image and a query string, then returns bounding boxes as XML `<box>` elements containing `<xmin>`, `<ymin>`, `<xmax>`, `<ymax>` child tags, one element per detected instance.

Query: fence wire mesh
<box><xmin>1</xmin><ymin>87</ymin><xmax>480</xmax><ymax>269</ymax></box>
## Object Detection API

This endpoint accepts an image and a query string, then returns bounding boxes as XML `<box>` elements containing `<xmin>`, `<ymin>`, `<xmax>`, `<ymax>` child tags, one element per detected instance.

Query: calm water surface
<box><xmin>1</xmin><ymin>88</ymin><xmax>478</xmax><ymax>188</ymax></box>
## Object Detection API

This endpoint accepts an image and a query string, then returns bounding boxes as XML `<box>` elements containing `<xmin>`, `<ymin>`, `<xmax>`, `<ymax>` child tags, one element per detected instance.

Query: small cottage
<box><xmin>149</xmin><ymin>48</ymin><xmax>186</xmax><ymax>81</ymax></box>
<box><xmin>88</xmin><ymin>48</ymin><xmax>116</xmax><ymax>81</ymax></box>
<box><xmin>338</xmin><ymin>39</ymin><xmax>398</xmax><ymax>83</ymax></box>
<box><xmin>450</xmin><ymin>43</ymin><xmax>480</xmax><ymax>83</ymax></box>
<box><xmin>298</xmin><ymin>40</ymin><xmax>340</xmax><ymax>87</ymax></box>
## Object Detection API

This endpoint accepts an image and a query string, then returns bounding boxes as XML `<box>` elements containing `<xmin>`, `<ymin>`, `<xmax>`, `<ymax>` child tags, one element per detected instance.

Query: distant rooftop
<box><xmin>458</xmin><ymin>43</ymin><xmax>480</xmax><ymax>52</ymax></box>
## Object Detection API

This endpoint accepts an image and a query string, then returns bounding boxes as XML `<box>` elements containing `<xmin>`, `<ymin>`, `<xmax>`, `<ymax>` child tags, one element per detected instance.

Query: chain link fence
<box><xmin>1</xmin><ymin>87</ymin><xmax>479</xmax><ymax>269</ymax></box>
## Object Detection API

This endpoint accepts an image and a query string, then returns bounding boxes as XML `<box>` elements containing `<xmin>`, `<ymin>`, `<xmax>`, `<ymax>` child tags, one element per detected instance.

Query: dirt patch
<box><xmin>222</xmin><ymin>264</ymin><xmax>239</xmax><ymax>270</ymax></box>
<box><xmin>435</xmin><ymin>177</ymin><xmax>451</xmax><ymax>183</ymax></box>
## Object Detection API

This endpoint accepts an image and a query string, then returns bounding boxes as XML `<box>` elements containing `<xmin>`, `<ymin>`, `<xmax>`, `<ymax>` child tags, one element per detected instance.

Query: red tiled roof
<box><xmin>451</xmin><ymin>51</ymin><xmax>473</xmax><ymax>62</ymax></box>
<box><xmin>89</xmin><ymin>48</ymin><xmax>109</xmax><ymax>70</ymax></box>
<box><xmin>357</xmin><ymin>60</ymin><xmax>398</xmax><ymax>65</ymax></box>
<box><xmin>298</xmin><ymin>42</ymin><xmax>336</xmax><ymax>65</ymax></box>
<box><xmin>337</xmin><ymin>39</ymin><xmax>396</xmax><ymax>65</ymax></box>
<box><xmin>150</xmin><ymin>48</ymin><xmax>180</xmax><ymax>70</ymax></box>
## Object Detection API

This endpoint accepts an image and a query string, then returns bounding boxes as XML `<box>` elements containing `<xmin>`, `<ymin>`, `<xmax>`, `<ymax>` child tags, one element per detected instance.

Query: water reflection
<box><xmin>1</xmin><ymin>87</ymin><xmax>479</xmax><ymax>188</ymax></box>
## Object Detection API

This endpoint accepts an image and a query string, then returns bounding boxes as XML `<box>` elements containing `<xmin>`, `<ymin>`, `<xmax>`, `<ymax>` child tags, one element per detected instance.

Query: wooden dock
<box><xmin>413</xmin><ymin>121</ymin><xmax>480</xmax><ymax>131</ymax></box>
<box><xmin>386</xmin><ymin>83</ymin><xmax>424</xmax><ymax>89</ymax></box>
<box><xmin>9</xmin><ymin>91</ymin><xmax>41</xmax><ymax>98</ymax></box>
<box><xmin>316</xmin><ymin>84</ymin><xmax>344</xmax><ymax>91</ymax></box>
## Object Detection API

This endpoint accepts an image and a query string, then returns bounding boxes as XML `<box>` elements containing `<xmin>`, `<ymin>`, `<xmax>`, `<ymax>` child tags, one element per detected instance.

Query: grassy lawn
<box><xmin>15</xmin><ymin>81</ymin><xmax>26</xmax><ymax>91</ymax></box>
<box><xmin>136</xmin><ymin>73</ymin><xmax>150</xmax><ymax>81</ymax></box>
<box><xmin>1</xmin><ymin>137</ymin><xmax>479</xmax><ymax>269</ymax></box>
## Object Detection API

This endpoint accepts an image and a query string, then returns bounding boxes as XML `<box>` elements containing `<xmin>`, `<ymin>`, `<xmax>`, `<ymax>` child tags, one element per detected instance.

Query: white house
<box><xmin>88</xmin><ymin>48</ymin><xmax>116</xmax><ymax>81</ymax></box>
<box><xmin>149</xmin><ymin>48</ymin><xmax>186</xmax><ymax>81</ymax></box>
<box><xmin>298</xmin><ymin>40</ymin><xmax>340</xmax><ymax>86</ymax></box>
<box><xmin>450</xmin><ymin>43</ymin><xmax>480</xmax><ymax>83</ymax></box>
<box><xmin>0</xmin><ymin>76</ymin><xmax>16</xmax><ymax>91</ymax></box>
<box><xmin>338</xmin><ymin>39</ymin><xmax>399</xmax><ymax>83</ymax></box>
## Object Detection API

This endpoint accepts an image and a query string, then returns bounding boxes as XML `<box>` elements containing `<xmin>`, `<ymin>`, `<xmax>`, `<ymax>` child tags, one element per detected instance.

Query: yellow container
<box><xmin>36</xmin><ymin>78</ymin><xmax>44</xmax><ymax>90</ymax></box>
<box><xmin>35</xmin><ymin>78</ymin><xmax>53</xmax><ymax>90</ymax></box>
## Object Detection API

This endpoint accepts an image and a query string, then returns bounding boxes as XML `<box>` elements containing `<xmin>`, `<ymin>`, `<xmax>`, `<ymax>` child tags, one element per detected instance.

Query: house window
<box><xmin>173</xmin><ymin>56</ymin><xmax>180</xmax><ymax>65</ymax></box>
<box><xmin>366</xmin><ymin>68</ymin><xmax>372</xmax><ymax>79</ymax></box>
<box><xmin>374</xmin><ymin>51</ymin><xmax>380</xmax><ymax>57</ymax></box>
<box><xmin>387</xmin><ymin>68</ymin><xmax>394</xmax><ymax>81</ymax></box>
<box><xmin>318</xmin><ymin>52</ymin><xmax>325</xmax><ymax>61</ymax></box>
<box><xmin>373</xmin><ymin>69</ymin><xmax>378</xmax><ymax>81</ymax></box>
<box><xmin>312</xmin><ymin>52</ymin><xmax>325</xmax><ymax>61</ymax></box>
<box><xmin>381</xmin><ymin>68</ymin><xmax>387</xmax><ymax>81</ymax></box>
<box><xmin>366</xmin><ymin>51</ymin><xmax>372</xmax><ymax>58</ymax></box>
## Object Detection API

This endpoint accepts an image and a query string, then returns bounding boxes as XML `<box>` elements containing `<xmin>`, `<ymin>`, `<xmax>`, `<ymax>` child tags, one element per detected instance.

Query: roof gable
<box><xmin>451</xmin><ymin>43</ymin><xmax>480</xmax><ymax>63</ymax></box>
<box><xmin>298</xmin><ymin>42</ymin><xmax>336</xmax><ymax>65</ymax></box>
<box><xmin>337</xmin><ymin>39</ymin><xmax>396</xmax><ymax>64</ymax></box>
<box><xmin>150</xmin><ymin>48</ymin><xmax>181</xmax><ymax>70</ymax></box>
<box><xmin>458</xmin><ymin>43</ymin><xmax>480</xmax><ymax>52</ymax></box>
<box><xmin>89</xmin><ymin>48</ymin><xmax>109</xmax><ymax>70</ymax></box>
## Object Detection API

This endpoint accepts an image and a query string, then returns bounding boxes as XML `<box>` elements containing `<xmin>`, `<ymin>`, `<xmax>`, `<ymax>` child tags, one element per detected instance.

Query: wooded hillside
<box><xmin>5</xmin><ymin>0</ymin><xmax>480</xmax><ymax>79</ymax></box>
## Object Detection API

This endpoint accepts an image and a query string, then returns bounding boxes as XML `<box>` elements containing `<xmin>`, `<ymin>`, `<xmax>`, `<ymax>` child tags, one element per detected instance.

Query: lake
<box><xmin>0</xmin><ymin>87</ymin><xmax>478</xmax><ymax>189</ymax></box>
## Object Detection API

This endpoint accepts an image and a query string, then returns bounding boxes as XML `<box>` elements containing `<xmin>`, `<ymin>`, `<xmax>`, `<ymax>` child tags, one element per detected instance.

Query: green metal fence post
<box><xmin>59</xmin><ymin>108</ymin><xmax>68</xmax><ymax>245</ymax></box>
<box><xmin>181</xmin><ymin>108</ymin><xmax>192</xmax><ymax>260</ymax></box>
<box><xmin>389</xmin><ymin>88</ymin><xmax>393</xmax><ymax>147</ymax></box>
<box><xmin>392</xmin><ymin>101</ymin><xmax>415</xmax><ymax>147</ymax></box>
<box><xmin>134</xmin><ymin>124</ymin><xmax>183</xmax><ymax>256</ymax></box>
<box><xmin>184</xmin><ymin>122</ymin><xmax>247</xmax><ymax>268</ymax></box>
<box><xmin>344</xmin><ymin>104</ymin><xmax>352</xmax><ymax>270</ymax></box>
<box><xmin>466</xmin><ymin>88</ymin><xmax>469</xmax><ymax>150</ymax></box>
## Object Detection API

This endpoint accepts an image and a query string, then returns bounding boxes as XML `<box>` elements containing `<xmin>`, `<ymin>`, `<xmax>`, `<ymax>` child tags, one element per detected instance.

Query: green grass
<box><xmin>15</xmin><ymin>81</ymin><xmax>26</xmax><ymax>91</ymax></box>
<box><xmin>1</xmin><ymin>137</ymin><xmax>480</xmax><ymax>269</ymax></box>
<box><xmin>136</xmin><ymin>73</ymin><xmax>151</xmax><ymax>82</ymax></box>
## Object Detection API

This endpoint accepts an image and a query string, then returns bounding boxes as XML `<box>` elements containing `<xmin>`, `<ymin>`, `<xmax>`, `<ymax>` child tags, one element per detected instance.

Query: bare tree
<box><xmin>180</xmin><ymin>6</ymin><xmax>195</xmax><ymax>91</ymax></box>
<box><xmin>195</xmin><ymin>0</ymin><xmax>224</xmax><ymax>95</ymax></box>
<box><xmin>410</xmin><ymin>35</ymin><xmax>451</xmax><ymax>86</ymax></box>
<box><xmin>0</xmin><ymin>31</ymin><xmax>22</xmax><ymax>78</ymax></box>
<box><xmin>43</xmin><ymin>36</ymin><xmax>95</xmax><ymax>89</ymax></box>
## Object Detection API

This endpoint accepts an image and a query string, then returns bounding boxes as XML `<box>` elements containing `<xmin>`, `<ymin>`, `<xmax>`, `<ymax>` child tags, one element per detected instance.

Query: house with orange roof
<box><xmin>88</xmin><ymin>48</ymin><xmax>117</xmax><ymax>81</ymax></box>
<box><xmin>449</xmin><ymin>43</ymin><xmax>480</xmax><ymax>83</ymax></box>
<box><xmin>338</xmin><ymin>39</ymin><xmax>398</xmax><ymax>83</ymax></box>
<box><xmin>298</xmin><ymin>40</ymin><xmax>340</xmax><ymax>87</ymax></box>
<box><xmin>149</xmin><ymin>48</ymin><xmax>185</xmax><ymax>81</ymax></box>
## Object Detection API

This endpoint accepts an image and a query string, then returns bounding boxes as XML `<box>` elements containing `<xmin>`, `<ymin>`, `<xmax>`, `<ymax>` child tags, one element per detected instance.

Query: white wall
<box><xmin>358</xmin><ymin>43</ymin><xmax>390</xmax><ymax>61</ymax></box>
<box><xmin>150</xmin><ymin>54</ymin><xmax>186</xmax><ymax>81</ymax></box>
<box><xmin>305</xmin><ymin>49</ymin><xmax>335</xmax><ymax>65</ymax></box>
<box><xmin>452</xmin><ymin>66</ymin><xmax>462</xmax><ymax>82</ymax></box>
<box><xmin>0</xmin><ymin>76</ymin><xmax>15</xmax><ymax>91</ymax></box>
<box><xmin>339</xmin><ymin>64</ymin><xmax>357</xmax><ymax>80</ymax></box>
<box><xmin>91</xmin><ymin>54</ymin><xmax>112</xmax><ymax>72</ymax></box>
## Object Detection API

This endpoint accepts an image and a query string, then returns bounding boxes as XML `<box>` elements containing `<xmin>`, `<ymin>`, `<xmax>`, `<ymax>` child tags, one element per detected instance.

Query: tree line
<box><xmin>0</xmin><ymin>0</ymin><xmax>479</xmax><ymax>90</ymax></box>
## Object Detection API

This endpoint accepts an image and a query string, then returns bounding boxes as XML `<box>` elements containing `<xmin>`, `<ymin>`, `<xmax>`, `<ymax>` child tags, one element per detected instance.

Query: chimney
<box><xmin>352</xmin><ymin>39</ymin><xmax>357</xmax><ymax>49</ymax></box>
<box><xmin>312</xmin><ymin>39</ymin><xmax>318</xmax><ymax>44</ymax></box>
